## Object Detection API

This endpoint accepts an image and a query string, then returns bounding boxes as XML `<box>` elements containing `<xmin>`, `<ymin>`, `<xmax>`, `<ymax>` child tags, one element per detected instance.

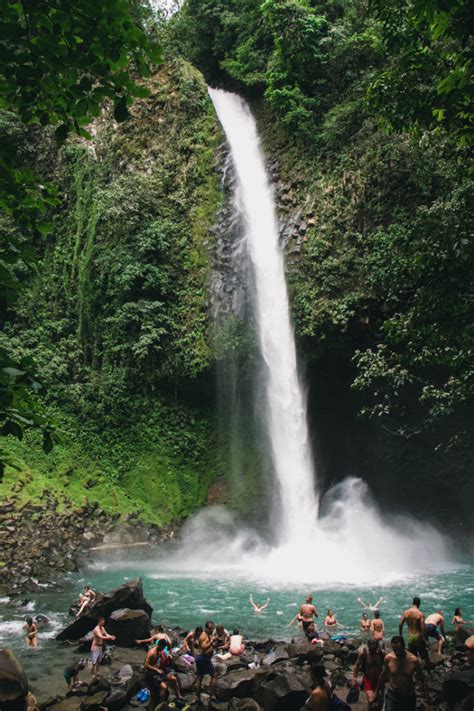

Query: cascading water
<box><xmin>209</xmin><ymin>87</ymin><xmax>318</xmax><ymax>545</ymax></box>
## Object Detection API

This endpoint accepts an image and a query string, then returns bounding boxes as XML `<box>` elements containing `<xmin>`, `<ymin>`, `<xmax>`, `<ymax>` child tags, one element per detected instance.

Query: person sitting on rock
<box><xmin>181</xmin><ymin>626</ymin><xmax>202</xmax><ymax>657</ymax></box>
<box><xmin>76</xmin><ymin>586</ymin><xmax>95</xmax><ymax>618</ymax></box>
<box><xmin>250</xmin><ymin>594</ymin><xmax>270</xmax><ymax>613</ymax></box>
<box><xmin>24</xmin><ymin>617</ymin><xmax>38</xmax><ymax>648</ymax></box>
<box><xmin>136</xmin><ymin>624</ymin><xmax>172</xmax><ymax>649</ymax></box>
<box><xmin>212</xmin><ymin>624</ymin><xmax>230</xmax><ymax>653</ymax></box>
<box><xmin>64</xmin><ymin>659</ymin><xmax>86</xmax><ymax>689</ymax></box>
<box><xmin>144</xmin><ymin>638</ymin><xmax>185</xmax><ymax>709</ymax></box>
<box><xmin>229</xmin><ymin>629</ymin><xmax>245</xmax><ymax>655</ymax></box>
<box><xmin>425</xmin><ymin>610</ymin><xmax>446</xmax><ymax>654</ymax></box>
<box><xmin>352</xmin><ymin>638</ymin><xmax>384</xmax><ymax>709</ymax></box>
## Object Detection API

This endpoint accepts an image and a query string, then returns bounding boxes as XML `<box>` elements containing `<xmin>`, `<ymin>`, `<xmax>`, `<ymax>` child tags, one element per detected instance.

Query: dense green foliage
<box><xmin>0</xmin><ymin>0</ymin><xmax>161</xmax><ymax>470</ymax></box>
<box><xmin>168</xmin><ymin>0</ymin><xmax>473</xmax><ymax>450</ymax></box>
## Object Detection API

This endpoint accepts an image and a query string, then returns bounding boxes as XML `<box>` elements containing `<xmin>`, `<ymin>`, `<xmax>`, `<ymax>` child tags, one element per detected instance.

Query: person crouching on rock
<box><xmin>144</xmin><ymin>638</ymin><xmax>185</xmax><ymax>709</ymax></box>
<box><xmin>64</xmin><ymin>659</ymin><xmax>86</xmax><ymax>689</ymax></box>
<box><xmin>24</xmin><ymin>617</ymin><xmax>38</xmax><ymax>648</ymax></box>
<box><xmin>91</xmin><ymin>617</ymin><xmax>115</xmax><ymax>678</ymax></box>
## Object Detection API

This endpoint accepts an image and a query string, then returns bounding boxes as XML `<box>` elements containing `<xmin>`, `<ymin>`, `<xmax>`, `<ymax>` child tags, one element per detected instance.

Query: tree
<box><xmin>0</xmin><ymin>0</ymin><xmax>162</xmax><ymax>473</ymax></box>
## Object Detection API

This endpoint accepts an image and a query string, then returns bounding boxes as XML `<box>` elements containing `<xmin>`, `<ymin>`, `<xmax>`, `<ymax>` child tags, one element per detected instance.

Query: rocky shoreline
<box><xmin>0</xmin><ymin>498</ymin><xmax>176</xmax><ymax>595</ymax></box>
<box><xmin>1</xmin><ymin>579</ymin><xmax>473</xmax><ymax>711</ymax></box>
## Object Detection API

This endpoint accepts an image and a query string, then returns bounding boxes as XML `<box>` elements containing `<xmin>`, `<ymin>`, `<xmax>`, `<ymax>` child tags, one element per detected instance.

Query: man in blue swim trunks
<box><xmin>195</xmin><ymin>620</ymin><xmax>217</xmax><ymax>704</ymax></box>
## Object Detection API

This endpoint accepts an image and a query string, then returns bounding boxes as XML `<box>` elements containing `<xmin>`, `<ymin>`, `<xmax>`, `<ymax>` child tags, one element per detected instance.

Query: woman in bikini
<box><xmin>452</xmin><ymin>607</ymin><xmax>468</xmax><ymax>631</ymax></box>
<box><xmin>324</xmin><ymin>609</ymin><xmax>339</xmax><ymax>628</ymax></box>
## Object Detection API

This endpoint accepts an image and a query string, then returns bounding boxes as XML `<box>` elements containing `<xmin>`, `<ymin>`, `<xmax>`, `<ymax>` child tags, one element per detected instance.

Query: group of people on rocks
<box><xmin>23</xmin><ymin>585</ymin><xmax>472</xmax><ymax>710</ymax></box>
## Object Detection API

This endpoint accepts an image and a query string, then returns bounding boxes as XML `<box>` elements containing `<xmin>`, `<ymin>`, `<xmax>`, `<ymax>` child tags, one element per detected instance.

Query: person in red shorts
<box><xmin>352</xmin><ymin>638</ymin><xmax>384</xmax><ymax>708</ymax></box>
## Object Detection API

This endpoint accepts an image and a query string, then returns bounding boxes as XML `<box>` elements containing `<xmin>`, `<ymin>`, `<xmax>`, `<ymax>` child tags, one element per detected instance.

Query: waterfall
<box><xmin>156</xmin><ymin>88</ymin><xmax>449</xmax><ymax>584</ymax></box>
<box><xmin>208</xmin><ymin>88</ymin><xmax>318</xmax><ymax>544</ymax></box>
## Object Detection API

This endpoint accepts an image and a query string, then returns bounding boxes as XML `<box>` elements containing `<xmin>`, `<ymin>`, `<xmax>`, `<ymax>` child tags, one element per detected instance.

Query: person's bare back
<box><xmin>401</xmin><ymin>605</ymin><xmax>425</xmax><ymax>637</ymax></box>
<box><xmin>425</xmin><ymin>612</ymin><xmax>443</xmax><ymax>627</ymax></box>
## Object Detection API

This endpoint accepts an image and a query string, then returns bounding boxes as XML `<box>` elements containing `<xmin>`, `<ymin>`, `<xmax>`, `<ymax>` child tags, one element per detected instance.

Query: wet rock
<box><xmin>176</xmin><ymin>671</ymin><xmax>195</xmax><ymax>692</ymax></box>
<box><xmin>103</xmin><ymin>688</ymin><xmax>128</xmax><ymax>711</ymax></box>
<box><xmin>107</xmin><ymin>608</ymin><xmax>150</xmax><ymax>647</ymax></box>
<box><xmin>262</xmin><ymin>645</ymin><xmax>289</xmax><ymax>666</ymax></box>
<box><xmin>254</xmin><ymin>669</ymin><xmax>309</xmax><ymax>710</ymax></box>
<box><xmin>82</xmin><ymin>689</ymin><xmax>109</xmax><ymax>710</ymax></box>
<box><xmin>229</xmin><ymin>699</ymin><xmax>263</xmax><ymax>711</ymax></box>
<box><xmin>45</xmin><ymin>699</ymin><xmax>82</xmax><ymax>711</ymax></box>
<box><xmin>0</xmin><ymin>648</ymin><xmax>29</xmax><ymax>710</ymax></box>
<box><xmin>286</xmin><ymin>642</ymin><xmax>323</xmax><ymax>664</ymax></box>
<box><xmin>57</xmin><ymin>578</ymin><xmax>152</xmax><ymax>641</ymax></box>
<box><xmin>216</xmin><ymin>669</ymin><xmax>257</xmax><ymax>701</ymax></box>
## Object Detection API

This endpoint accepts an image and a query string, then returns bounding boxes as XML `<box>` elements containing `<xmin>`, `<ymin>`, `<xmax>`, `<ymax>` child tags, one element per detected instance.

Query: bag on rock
<box><xmin>346</xmin><ymin>685</ymin><xmax>360</xmax><ymax>704</ymax></box>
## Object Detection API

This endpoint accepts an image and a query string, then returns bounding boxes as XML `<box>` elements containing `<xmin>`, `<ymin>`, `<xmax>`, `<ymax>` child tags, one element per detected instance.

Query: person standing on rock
<box><xmin>399</xmin><ymin>596</ymin><xmax>428</xmax><ymax>663</ymax></box>
<box><xmin>352</xmin><ymin>638</ymin><xmax>384</xmax><ymax>708</ymax></box>
<box><xmin>375</xmin><ymin>635</ymin><xmax>430</xmax><ymax>711</ymax></box>
<box><xmin>299</xmin><ymin>594</ymin><xmax>318</xmax><ymax>632</ymax></box>
<box><xmin>370</xmin><ymin>610</ymin><xmax>385</xmax><ymax>649</ymax></box>
<box><xmin>360</xmin><ymin>612</ymin><xmax>372</xmax><ymax>637</ymax></box>
<box><xmin>91</xmin><ymin>617</ymin><xmax>115</xmax><ymax>677</ymax></box>
<box><xmin>24</xmin><ymin>617</ymin><xmax>38</xmax><ymax>648</ymax></box>
<box><xmin>195</xmin><ymin>620</ymin><xmax>217</xmax><ymax>704</ymax></box>
<box><xmin>425</xmin><ymin>610</ymin><xmax>446</xmax><ymax>654</ymax></box>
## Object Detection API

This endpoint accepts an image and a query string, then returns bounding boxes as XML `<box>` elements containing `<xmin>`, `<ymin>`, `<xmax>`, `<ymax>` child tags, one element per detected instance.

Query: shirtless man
<box><xmin>144</xmin><ymin>638</ymin><xmax>185</xmax><ymax>709</ymax></box>
<box><xmin>299</xmin><ymin>594</ymin><xmax>318</xmax><ymax>632</ymax></box>
<box><xmin>250</xmin><ymin>594</ymin><xmax>270</xmax><ymax>613</ymax></box>
<box><xmin>352</xmin><ymin>638</ymin><xmax>384</xmax><ymax>708</ymax></box>
<box><xmin>90</xmin><ymin>617</ymin><xmax>115</xmax><ymax>677</ymax></box>
<box><xmin>375</xmin><ymin>635</ymin><xmax>429</xmax><ymax>711</ymax></box>
<box><xmin>399</xmin><ymin>596</ymin><xmax>428</xmax><ymax>663</ymax></box>
<box><xmin>24</xmin><ymin>617</ymin><xmax>38</xmax><ymax>648</ymax></box>
<box><xmin>135</xmin><ymin>624</ymin><xmax>172</xmax><ymax>647</ymax></box>
<box><xmin>195</xmin><ymin>620</ymin><xmax>217</xmax><ymax>704</ymax></box>
<box><xmin>425</xmin><ymin>610</ymin><xmax>445</xmax><ymax>654</ymax></box>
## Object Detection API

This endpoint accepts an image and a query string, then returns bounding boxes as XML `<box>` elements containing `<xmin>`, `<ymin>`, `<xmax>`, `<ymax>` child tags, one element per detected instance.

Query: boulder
<box><xmin>262</xmin><ymin>645</ymin><xmax>289</xmax><ymax>666</ymax></box>
<box><xmin>176</xmin><ymin>671</ymin><xmax>195</xmax><ymax>692</ymax></box>
<box><xmin>216</xmin><ymin>669</ymin><xmax>257</xmax><ymax>701</ymax></box>
<box><xmin>57</xmin><ymin>578</ymin><xmax>152</xmax><ymax>641</ymax></box>
<box><xmin>255</xmin><ymin>669</ymin><xmax>309</xmax><ymax>711</ymax></box>
<box><xmin>285</xmin><ymin>642</ymin><xmax>323</xmax><ymax>664</ymax></box>
<box><xmin>0</xmin><ymin>648</ymin><xmax>28</xmax><ymax>710</ymax></box>
<box><xmin>46</xmin><ymin>700</ymin><xmax>82</xmax><ymax>711</ymax></box>
<box><xmin>107</xmin><ymin>608</ymin><xmax>150</xmax><ymax>647</ymax></box>
<box><xmin>82</xmin><ymin>690</ymin><xmax>109</xmax><ymax>710</ymax></box>
<box><xmin>103</xmin><ymin>689</ymin><xmax>128</xmax><ymax>711</ymax></box>
<box><xmin>229</xmin><ymin>699</ymin><xmax>263</xmax><ymax>711</ymax></box>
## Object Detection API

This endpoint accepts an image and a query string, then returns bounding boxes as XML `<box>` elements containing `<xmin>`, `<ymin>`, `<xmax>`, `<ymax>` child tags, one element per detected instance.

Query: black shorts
<box><xmin>195</xmin><ymin>655</ymin><xmax>215</xmax><ymax>677</ymax></box>
<box><xmin>408</xmin><ymin>637</ymin><xmax>428</xmax><ymax>660</ymax></box>
<box><xmin>145</xmin><ymin>671</ymin><xmax>165</xmax><ymax>690</ymax></box>
<box><xmin>385</xmin><ymin>689</ymin><xmax>416</xmax><ymax>711</ymax></box>
<box><xmin>302</xmin><ymin>620</ymin><xmax>312</xmax><ymax>631</ymax></box>
<box><xmin>425</xmin><ymin>624</ymin><xmax>440</xmax><ymax>640</ymax></box>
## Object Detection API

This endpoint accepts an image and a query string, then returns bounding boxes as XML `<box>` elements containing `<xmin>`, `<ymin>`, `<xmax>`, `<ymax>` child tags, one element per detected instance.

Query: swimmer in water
<box><xmin>358</xmin><ymin>596</ymin><xmax>384</xmax><ymax>612</ymax></box>
<box><xmin>24</xmin><ymin>617</ymin><xmax>38</xmax><ymax>648</ymax></box>
<box><xmin>324</xmin><ymin>609</ymin><xmax>341</xmax><ymax>628</ymax></box>
<box><xmin>250</xmin><ymin>594</ymin><xmax>270</xmax><ymax>613</ymax></box>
